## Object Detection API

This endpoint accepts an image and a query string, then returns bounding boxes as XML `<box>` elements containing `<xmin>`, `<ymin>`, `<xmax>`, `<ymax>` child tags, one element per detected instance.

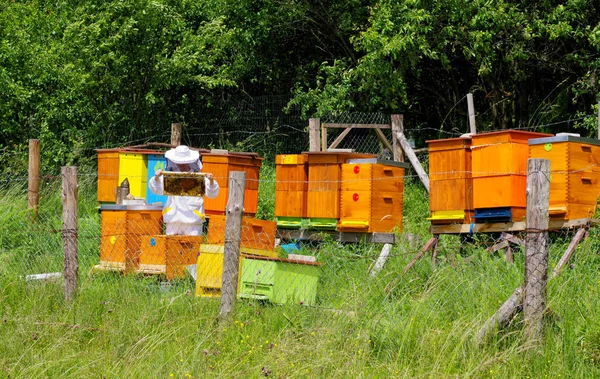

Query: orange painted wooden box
<box><xmin>275</xmin><ymin>154</ymin><xmax>309</xmax><ymax>219</ymax></box>
<box><xmin>305</xmin><ymin>152</ymin><xmax>376</xmax><ymax>220</ymax></box>
<box><xmin>471</xmin><ymin>130</ymin><xmax>552</xmax><ymax>221</ymax></box>
<box><xmin>338</xmin><ymin>159</ymin><xmax>408</xmax><ymax>233</ymax></box>
<box><xmin>427</xmin><ymin>137</ymin><xmax>474</xmax><ymax>224</ymax></box>
<box><xmin>139</xmin><ymin>235</ymin><xmax>204</xmax><ymax>279</ymax></box>
<box><xmin>207</xmin><ymin>215</ymin><xmax>277</xmax><ymax>251</ymax></box>
<box><xmin>99</xmin><ymin>205</ymin><xmax>163</xmax><ymax>271</ymax></box>
<box><xmin>97</xmin><ymin>149</ymin><xmax>121</xmax><ymax>203</ymax></box>
<box><xmin>200</xmin><ymin>151</ymin><xmax>263</xmax><ymax>216</ymax></box>
<box><xmin>529</xmin><ymin>134</ymin><xmax>600</xmax><ymax>220</ymax></box>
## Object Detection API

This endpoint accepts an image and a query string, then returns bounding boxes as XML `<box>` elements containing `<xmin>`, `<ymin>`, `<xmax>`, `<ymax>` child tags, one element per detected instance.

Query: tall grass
<box><xmin>1</xmin><ymin>168</ymin><xmax>600</xmax><ymax>378</ymax></box>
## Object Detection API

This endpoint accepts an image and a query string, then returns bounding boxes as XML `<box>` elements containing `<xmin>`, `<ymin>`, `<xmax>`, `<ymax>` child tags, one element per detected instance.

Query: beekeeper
<box><xmin>149</xmin><ymin>145</ymin><xmax>220</xmax><ymax>236</ymax></box>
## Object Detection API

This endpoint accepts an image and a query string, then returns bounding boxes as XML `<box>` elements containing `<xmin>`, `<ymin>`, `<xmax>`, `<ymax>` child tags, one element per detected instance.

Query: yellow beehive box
<box><xmin>529</xmin><ymin>134</ymin><xmax>600</xmax><ymax>220</ymax></box>
<box><xmin>427</xmin><ymin>137</ymin><xmax>474</xmax><ymax>224</ymax></box>
<box><xmin>338</xmin><ymin>159</ymin><xmax>407</xmax><ymax>233</ymax></box>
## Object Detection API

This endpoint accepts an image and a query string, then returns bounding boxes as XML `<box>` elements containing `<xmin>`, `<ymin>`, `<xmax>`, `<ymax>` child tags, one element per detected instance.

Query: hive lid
<box><xmin>345</xmin><ymin>158</ymin><xmax>410</xmax><ymax>168</ymax></box>
<box><xmin>528</xmin><ymin>134</ymin><xmax>600</xmax><ymax>146</ymax></box>
<box><xmin>99</xmin><ymin>204</ymin><xmax>163</xmax><ymax>211</ymax></box>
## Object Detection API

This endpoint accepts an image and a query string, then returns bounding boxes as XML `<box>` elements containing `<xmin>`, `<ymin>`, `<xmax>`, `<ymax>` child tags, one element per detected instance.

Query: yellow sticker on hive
<box><xmin>110</xmin><ymin>236</ymin><xmax>117</xmax><ymax>245</ymax></box>
<box><xmin>544</xmin><ymin>143</ymin><xmax>552</xmax><ymax>152</ymax></box>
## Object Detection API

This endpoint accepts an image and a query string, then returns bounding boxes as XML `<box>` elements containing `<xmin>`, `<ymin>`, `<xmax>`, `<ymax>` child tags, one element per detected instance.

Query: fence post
<box><xmin>171</xmin><ymin>122</ymin><xmax>182</xmax><ymax>146</ymax></box>
<box><xmin>219</xmin><ymin>171</ymin><xmax>246</xmax><ymax>320</ymax></box>
<box><xmin>523</xmin><ymin>158</ymin><xmax>550</xmax><ymax>346</ymax></box>
<box><xmin>61</xmin><ymin>166</ymin><xmax>78</xmax><ymax>302</ymax></box>
<box><xmin>391</xmin><ymin>114</ymin><xmax>404</xmax><ymax>162</ymax></box>
<box><xmin>28</xmin><ymin>139</ymin><xmax>40</xmax><ymax>222</ymax></box>
<box><xmin>467</xmin><ymin>93</ymin><xmax>477</xmax><ymax>134</ymax></box>
<box><xmin>597</xmin><ymin>101</ymin><xmax>600</xmax><ymax>140</ymax></box>
<box><xmin>309</xmin><ymin>118</ymin><xmax>321</xmax><ymax>152</ymax></box>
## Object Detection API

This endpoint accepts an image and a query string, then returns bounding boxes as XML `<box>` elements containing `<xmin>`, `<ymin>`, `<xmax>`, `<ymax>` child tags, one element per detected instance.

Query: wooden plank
<box><xmin>374</xmin><ymin>127</ymin><xmax>393</xmax><ymax>152</ymax></box>
<box><xmin>501</xmin><ymin>232</ymin><xmax>524</xmax><ymax>246</ymax></box>
<box><xmin>275</xmin><ymin>229</ymin><xmax>395</xmax><ymax>244</ymax></box>
<box><xmin>62</xmin><ymin>166</ymin><xmax>78</xmax><ymax>302</ymax></box>
<box><xmin>430</xmin><ymin>218</ymin><xmax>596</xmax><ymax>234</ymax></box>
<box><xmin>403</xmin><ymin>236</ymin><xmax>438</xmax><ymax>274</ymax></box>
<box><xmin>467</xmin><ymin>93</ymin><xmax>476</xmax><ymax>134</ymax></box>
<box><xmin>370</xmin><ymin>243</ymin><xmax>392</xmax><ymax>278</ymax></box>
<box><xmin>395</xmin><ymin>130</ymin><xmax>430</xmax><ymax>192</ymax></box>
<box><xmin>28</xmin><ymin>139</ymin><xmax>40</xmax><ymax>222</ymax></box>
<box><xmin>329</xmin><ymin>127</ymin><xmax>353</xmax><ymax>149</ymax></box>
<box><xmin>551</xmin><ymin>227</ymin><xmax>587</xmax><ymax>279</ymax></box>
<box><xmin>486</xmin><ymin>240</ymin><xmax>510</xmax><ymax>253</ymax></box>
<box><xmin>323</xmin><ymin>123</ymin><xmax>391</xmax><ymax>129</ymax></box>
<box><xmin>391</xmin><ymin>115</ymin><xmax>404</xmax><ymax>162</ymax></box>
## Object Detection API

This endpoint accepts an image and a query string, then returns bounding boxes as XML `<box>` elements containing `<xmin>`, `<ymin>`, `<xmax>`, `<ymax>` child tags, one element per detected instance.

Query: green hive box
<box><xmin>239</xmin><ymin>256</ymin><xmax>321</xmax><ymax>306</ymax></box>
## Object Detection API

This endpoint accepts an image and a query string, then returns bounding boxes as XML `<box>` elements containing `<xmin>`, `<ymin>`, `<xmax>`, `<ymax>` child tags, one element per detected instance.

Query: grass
<box><xmin>1</xmin><ymin>168</ymin><xmax>600</xmax><ymax>378</ymax></box>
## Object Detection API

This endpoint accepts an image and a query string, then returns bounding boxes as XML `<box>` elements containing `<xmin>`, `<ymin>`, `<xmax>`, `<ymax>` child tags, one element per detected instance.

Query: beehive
<box><xmin>97</xmin><ymin>149</ymin><xmax>121</xmax><ymax>203</ymax></box>
<box><xmin>99</xmin><ymin>205</ymin><xmax>163</xmax><ymax>271</ymax></box>
<box><xmin>146</xmin><ymin>154</ymin><xmax>168</xmax><ymax>205</ymax></box>
<box><xmin>305</xmin><ymin>151</ymin><xmax>376</xmax><ymax>229</ymax></box>
<box><xmin>338</xmin><ymin>159</ymin><xmax>408</xmax><ymax>233</ymax></box>
<box><xmin>96</xmin><ymin>148</ymin><xmax>164</xmax><ymax>203</ymax></box>
<box><xmin>207</xmin><ymin>215</ymin><xmax>276</xmax><ymax>251</ymax></box>
<box><xmin>471</xmin><ymin>130</ymin><xmax>552</xmax><ymax>222</ymax></box>
<box><xmin>200</xmin><ymin>151</ymin><xmax>263</xmax><ymax>216</ymax></box>
<box><xmin>139</xmin><ymin>235</ymin><xmax>204</xmax><ymax>279</ymax></box>
<box><xmin>529</xmin><ymin>134</ymin><xmax>600</xmax><ymax>220</ymax></box>
<box><xmin>238</xmin><ymin>255</ymin><xmax>322</xmax><ymax>306</ymax></box>
<box><xmin>275</xmin><ymin>154</ymin><xmax>309</xmax><ymax>228</ymax></box>
<box><xmin>195</xmin><ymin>244</ymin><xmax>279</xmax><ymax>297</ymax></box>
<box><xmin>427</xmin><ymin>137</ymin><xmax>474</xmax><ymax>224</ymax></box>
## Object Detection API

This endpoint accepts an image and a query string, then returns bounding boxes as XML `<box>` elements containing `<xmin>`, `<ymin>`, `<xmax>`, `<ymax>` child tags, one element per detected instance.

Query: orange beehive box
<box><xmin>338</xmin><ymin>159</ymin><xmax>408</xmax><ymax>232</ymax></box>
<box><xmin>99</xmin><ymin>205</ymin><xmax>163</xmax><ymax>271</ymax></box>
<box><xmin>139</xmin><ymin>235</ymin><xmax>204</xmax><ymax>279</ymax></box>
<box><xmin>97</xmin><ymin>149</ymin><xmax>121</xmax><ymax>203</ymax></box>
<box><xmin>200</xmin><ymin>151</ymin><xmax>263</xmax><ymax>216</ymax></box>
<box><xmin>472</xmin><ymin>130</ymin><xmax>552</xmax><ymax>221</ymax></box>
<box><xmin>427</xmin><ymin>137</ymin><xmax>474</xmax><ymax>224</ymax></box>
<box><xmin>275</xmin><ymin>154</ymin><xmax>309</xmax><ymax>219</ymax></box>
<box><xmin>207</xmin><ymin>215</ymin><xmax>277</xmax><ymax>251</ymax></box>
<box><xmin>305</xmin><ymin>152</ymin><xmax>376</xmax><ymax>220</ymax></box>
<box><xmin>529</xmin><ymin>134</ymin><xmax>600</xmax><ymax>220</ymax></box>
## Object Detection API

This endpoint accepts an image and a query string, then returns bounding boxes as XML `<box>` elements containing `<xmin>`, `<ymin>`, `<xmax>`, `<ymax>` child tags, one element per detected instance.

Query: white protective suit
<box><xmin>149</xmin><ymin>174</ymin><xmax>220</xmax><ymax>236</ymax></box>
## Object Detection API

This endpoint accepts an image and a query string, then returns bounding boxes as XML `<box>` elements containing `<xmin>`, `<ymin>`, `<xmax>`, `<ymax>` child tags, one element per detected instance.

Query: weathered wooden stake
<box><xmin>219</xmin><ymin>171</ymin><xmax>246</xmax><ymax>320</ymax></box>
<box><xmin>394</xmin><ymin>130</ymin><xmax>430</xmax><ymax>192</ymax></box>
<box><xmin>523</xmin><ymin>158</ymin><xmax>550</xmax><ymax>346</ymax></box>
<box><xmin>321</xmin><ymin>122</ymin><xmax>328</xmax><ymax>151</ymax></box>
<box><xmin>171</xmin><ymin>122</ymin><xmax>182</xmax><ymax>146</ymax></box>
<box><xmin>28</xmin><ymin>139</ymin><xmax>40</xmax><ymax>222</ymax></box>
<box><xmin>61</xmin><ymin>166</ymin><xmax>78</xmax><ymax>302</ymax></box>
<box><xmin>309</xmin><ymin>118</ymin><xmax>321</xmax><ymax>152</ymax></box>
<box><xmin>467</xmin><ymin>93</ymin><xmax>477</xmax><ymax>134</ymax></box>
<box><xmin>370</xmin><ymin>243</ymin><xmax>392</xmax><ymax>278</ymax></box>
<box><xmin>391</xmin><ymin>114</ymin><xmax>404</xmax><ymax>162</ymax></box>
<box><xmin>597</xmin><ymin>101</ymin><xmax>600</xmax><ymax>140</ymax></box>
<box><xmin>551</xmin><ymin>227</ymin><xmax>587</xmax><ymax>279</ymax></box>
<box><xmin>403</xmin><ymin>236</ymin><xmax>438</xmax><ymax>274</ymax></box>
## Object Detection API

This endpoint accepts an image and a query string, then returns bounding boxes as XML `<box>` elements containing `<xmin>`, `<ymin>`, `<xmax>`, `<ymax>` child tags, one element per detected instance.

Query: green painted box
<box><xmin>239</xmin><ymin>255</ymin><xmax>321</xmax><ymax>306</ymax></box>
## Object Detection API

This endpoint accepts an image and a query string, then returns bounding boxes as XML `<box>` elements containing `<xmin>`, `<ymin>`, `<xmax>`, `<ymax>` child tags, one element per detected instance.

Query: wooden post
<box><xmin>467</xmin><ymin>93</ymin><xmax>476</xmax><ymax>134</ymax></box>
<box><xmin>523</xmin><ymin>158</ymin><xmax>550</xmax><ymax>346</ymax></box>
<box><xmin>61</xmin><ymin>166</ymin><xmax>78</xmax><ymax>302</ymax></box>
<box><xmin>28</xmin><ymin>139</ymin><xmax>40</xmax><ymax>222</ymax></box>
<box><xmin>403</xmin><ymin>236</ymin><xmax>438</xmax><ymax>274</ymax></box>
<box><xmin>391</xmin><ymin>114</ymin><xmax>404</xmax><ymax>162</ymax></box>
<box><xmin>475</xmin><ymin>287</ymin><xmax>523</xmax><ymax>345</ymax></box>
<box><xmin>394</xmin><ymin>130</ymin><xmax>430</xmax><ymax>192</ymax></box>
<box><xmin>171</xmin><ymin>122</ymin><xmax>182</xmax><ymax>146</ymax></box>
<box><xmin>321</xmin><ymin>122</ymin><xmax>328</xmax><ymax>151</ymax></box>
<box><xmin>219</xmin><ymin>171</ymin><xmax>246</xmax><ymax>320</ymax></box>
<box><xmin>309</xmin><ymin>118</ymin><xmax>321</xmax><ymax>152</ymax></box>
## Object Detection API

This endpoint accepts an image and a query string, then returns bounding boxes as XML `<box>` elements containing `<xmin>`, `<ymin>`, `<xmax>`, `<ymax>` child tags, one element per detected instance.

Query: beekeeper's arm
<box><xmin>204</xmin><ymin>173</ymin><xmax>220</xmax><ymax>199</ymax></box>
<box><xmin>149</xmin><ymin>169</ymin><xmax>165</xmax><ymax>195</ymax></box>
